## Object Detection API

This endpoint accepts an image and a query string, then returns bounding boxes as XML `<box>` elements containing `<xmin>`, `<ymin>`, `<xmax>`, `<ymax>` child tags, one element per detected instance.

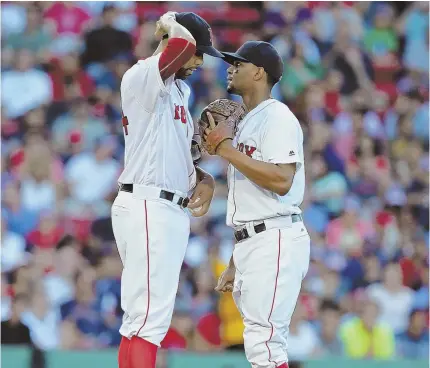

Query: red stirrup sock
<box><xmin>129</xmin><ymin>336</ymin><xmax>158</xmax><ymax>368</ymax></box>
<box><xmin>118</xmin><ymin>336</ymin><xmax>131</xmax><ymax>368</ymax></box>
<box><xmin>277</xmin><ymin>363</ymin><xmax>289</xmax><ymax>368</ymax></box>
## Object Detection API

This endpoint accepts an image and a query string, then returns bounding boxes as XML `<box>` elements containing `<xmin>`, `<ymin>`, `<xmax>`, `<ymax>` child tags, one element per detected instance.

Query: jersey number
<box><xmin>122</xmin><ymin>116</ymin><xmax>129</xmax><ymax>135</ymax></box>
<box><xmin>174</xmin><ymin>105</ymin><xmax>187</xmax><ymax>124</ymax></box>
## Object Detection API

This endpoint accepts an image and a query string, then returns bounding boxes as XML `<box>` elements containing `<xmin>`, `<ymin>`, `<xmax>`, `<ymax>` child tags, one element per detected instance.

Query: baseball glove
<box><xmin>197</xmin><ymin>99</ymin><xmax>247</xmax><ymax>154</ymax></box>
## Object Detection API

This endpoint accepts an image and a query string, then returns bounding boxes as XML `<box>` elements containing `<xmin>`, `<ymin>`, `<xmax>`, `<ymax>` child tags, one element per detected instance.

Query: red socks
<box><xmin>128</xmin><ymin>336</ymin><xmax>158</xmax><ymax>368</ymax></box>
<box><xmin>118</xmin><ymin>336</ymin><xmax>157</xmax><ymax>368</ymax></box>
<box><xmin>118</xmin><ymin>337</ymin><xmax>130</xmax><ymax>368</ymax></box>
<box><xmin>277</xmin><ymin>364</ymin><xmax>289</xmax><ymax>368</ymax></box>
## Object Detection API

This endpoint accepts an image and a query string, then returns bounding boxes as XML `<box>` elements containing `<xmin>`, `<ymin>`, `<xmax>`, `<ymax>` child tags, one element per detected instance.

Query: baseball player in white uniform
<box><xmin>204</xmin><ymin>41</ymin><xmax>310</xmax><ymax>368</ymax></box>
<box><xmin>111</xmin><ymin>12</ymin><xmax>223</xmax><ymax>368</ymax></box>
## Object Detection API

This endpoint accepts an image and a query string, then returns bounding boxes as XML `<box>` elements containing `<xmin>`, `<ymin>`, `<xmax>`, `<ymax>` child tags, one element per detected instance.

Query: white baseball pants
<box><xmin>111</xmin><ymin>185</ymin><xmax>190</xmax><ymax>346</ymax></box>
<box><xmin>232</xmin><ymin>220</ymin><xmax>310</xmax><ymax>368</ymax></box>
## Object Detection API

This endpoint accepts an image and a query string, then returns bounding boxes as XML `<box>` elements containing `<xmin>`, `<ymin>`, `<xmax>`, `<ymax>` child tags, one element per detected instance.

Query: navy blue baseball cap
<box><xmin>175</xmin><ymin>12</ymin><xmax>223</xmax><ymax>58</ymax></box>
<box><xmin>222</xmin><ymin>41</ymin><xmax>284</xmax><ymax>82</ymax></box>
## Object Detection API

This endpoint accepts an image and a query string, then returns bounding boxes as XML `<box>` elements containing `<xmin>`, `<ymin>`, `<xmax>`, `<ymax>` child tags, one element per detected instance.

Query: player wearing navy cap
<box><xmin>112</xmin><ymin>11</ymin><xmax>222</xmax><ymax>368</ymax></box>
<box><xmin>206</xmin><ymin>41</ymin><xmax>310</xmax><ymax>368</ymax></box>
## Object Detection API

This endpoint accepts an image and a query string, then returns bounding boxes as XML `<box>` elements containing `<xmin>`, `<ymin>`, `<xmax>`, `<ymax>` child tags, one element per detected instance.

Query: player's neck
<box><xmin>242</xmin><ymin>87</ymin><xmax>271</xmax><ymax>112</ymax></box>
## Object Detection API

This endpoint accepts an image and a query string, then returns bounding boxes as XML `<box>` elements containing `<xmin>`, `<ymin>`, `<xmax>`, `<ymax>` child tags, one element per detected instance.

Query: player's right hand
<box><xmin>154</xmin><ymin>21</ymin><xmax>166</xmax><ymax>38</ymax></box>
<box><xmin>215</xmin><ymin>265</ymin><xmax>236</xmax><ymax>293</ymax></box>
<box><xmin>155</xmin><ymin>11</ymin><xmax>177</xmax><ymax>37</ymax></box>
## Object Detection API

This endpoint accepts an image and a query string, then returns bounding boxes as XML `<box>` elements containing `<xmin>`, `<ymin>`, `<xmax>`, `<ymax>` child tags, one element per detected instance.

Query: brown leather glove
<box><xmin>197</xmin><ymin>99</ymin><xmax>247</xmax><ymax>155</ymax></box>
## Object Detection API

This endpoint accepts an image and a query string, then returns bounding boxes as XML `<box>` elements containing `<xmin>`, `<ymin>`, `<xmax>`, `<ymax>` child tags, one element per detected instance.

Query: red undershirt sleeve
<box><xmin>158</xmin><ymin>38</ymin><xmax>196</xmax><ymax>81</ymax></box>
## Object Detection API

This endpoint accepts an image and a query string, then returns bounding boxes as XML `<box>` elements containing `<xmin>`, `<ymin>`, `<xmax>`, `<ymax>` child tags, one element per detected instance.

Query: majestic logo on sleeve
<box><xmin>289</xmin><ymin>150</ymin><xmax>295</xmax><ymax>156</ymax></box>
<box><xmin>174</xmin><ymin>104</ymin><xmax>187</xmax><ymax>124</ymax></box>
<box><xmin>237</xmin><ymin>143</ymin><xmax>256</xmax><ymax>157</ymax></box>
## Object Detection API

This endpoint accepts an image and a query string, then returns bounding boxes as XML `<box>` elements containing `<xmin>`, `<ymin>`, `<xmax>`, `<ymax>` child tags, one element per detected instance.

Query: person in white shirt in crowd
<box><xmin>1</xmin><ymin>49</ymin><xmax>52</xmax><ymax>118</ymax></box>
<box><xmin>284</xmin><ymin>302</ymin><xmax>319</xmax><ymax>361</ymax></box>
<box><xmin>65</xmin><ymin>135</ymin><xmax>120</xmax><ymax>218</ymax></box>
<box><xmin>21</xmin><ymin>285</ymin><xmax>60</xmax><ymax>350</ymax></box>
<box><xmin>43</xmin><ymin>236</ymin><xmax>83</xmax><ymax>309</ymax></box>
<box><xmin>366</xmin><ymin>262</ymin><xmax>414</xmax><ymax>333</ymax></box>
<box><xmin>1</xmin><ymin>214</ymin><xmax>29</xmax><ymax>273</ymax></box>
<box><xmin>19</xmin><ymin>141</ymin><xmax>59</xmax><ymax>215</ymax></box>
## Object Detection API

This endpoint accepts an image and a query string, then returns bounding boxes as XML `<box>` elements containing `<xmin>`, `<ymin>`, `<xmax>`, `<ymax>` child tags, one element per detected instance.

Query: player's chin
<box><xmin>177</xmin><ymin>68</ymin><xmax>196</xmax><ymax>80</ymax></box>
<box><xmin>227</xmin><ymin>83</ymin><xmax>238</xmax><ymax>95</ymax></box>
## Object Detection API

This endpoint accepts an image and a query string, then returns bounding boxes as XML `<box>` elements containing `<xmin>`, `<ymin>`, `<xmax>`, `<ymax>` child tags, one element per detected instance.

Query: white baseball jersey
<box><xmin>227</xmin><ymin>98</ymin><xmax>305</xmax><ymax>227</ymax></box>
<box><xmin>118</xmin><ymin>53</ymin><xmax>196</xmax><ymax>194</ymax></box>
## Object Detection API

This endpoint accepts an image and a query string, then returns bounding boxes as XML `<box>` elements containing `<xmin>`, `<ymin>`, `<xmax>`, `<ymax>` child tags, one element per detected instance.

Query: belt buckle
<box><xmin>234</xmin><ymin>228</ymin><xmax>248</xmax><ymax>242</ymax></box>
<box><xmin>181</xmin><ymin>197</ymin><xmax>189</xmax><ymax>208</ymax></box>
<box><xmin>234</xmin><ymin>230</ymin><xmax>241</xmax><ymax>242</ymax></box>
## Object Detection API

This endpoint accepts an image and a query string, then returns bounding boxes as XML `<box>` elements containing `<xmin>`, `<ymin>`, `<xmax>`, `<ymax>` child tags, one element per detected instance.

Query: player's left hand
<box><xmin>203</xmin><ymin>112</ymin><xmax>233</xmax><ymax>155</ymax></box>
<box><xmin>188</xmin><ymin>174</ymin><xmax>215</xmax><ymax>217</ymax></box>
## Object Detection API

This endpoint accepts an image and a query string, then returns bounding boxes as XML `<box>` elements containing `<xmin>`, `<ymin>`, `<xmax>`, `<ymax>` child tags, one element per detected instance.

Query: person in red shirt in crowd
<box><xmin>44</xmin><ymin>2</ymin><xmax>91</xmax><ymax>36</ymax></box>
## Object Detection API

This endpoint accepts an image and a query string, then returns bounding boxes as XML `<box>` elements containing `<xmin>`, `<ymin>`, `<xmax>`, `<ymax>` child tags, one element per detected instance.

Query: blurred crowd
<box><xmin>1</xmin><ymin>0</ymin><xmax>429</xmax><ymax>362</ymax></box>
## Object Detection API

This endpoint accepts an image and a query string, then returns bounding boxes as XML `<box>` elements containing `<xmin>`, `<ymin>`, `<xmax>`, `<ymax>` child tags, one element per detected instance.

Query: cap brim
<box><xmin>221</xmin><ymin>52</ymin><xmax>250</xmax><ymax>65</ymax></box>
<box><xmin>197</xmin><ymin>45</ymin><xmax>224</xmax><ymax>58</ymax></box>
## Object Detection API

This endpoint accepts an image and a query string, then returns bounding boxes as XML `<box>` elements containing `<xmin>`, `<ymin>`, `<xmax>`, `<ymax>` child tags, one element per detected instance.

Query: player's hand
<box><xmin>154</xmin><ymin>11</ymin><xmax>177</xmax><ymax>38</ymax></box>
<box><xmin>215</xmin><ymin>264</ymin><xmax>236</xmax><ymax>293</ymax></box>
<box><xmin>203</xmin><ymin>112</ymin><xmax>234</xmax><ymax>155</ymax></box>
<box><xmin>187</xmin><ymin>174</ymin><xmax>215</xmax><ymax>217</ymax></box>
<box><xmin>154</xmin><ymin>21</ymin><xmax>166</xmax><ymax>38</ymax></box>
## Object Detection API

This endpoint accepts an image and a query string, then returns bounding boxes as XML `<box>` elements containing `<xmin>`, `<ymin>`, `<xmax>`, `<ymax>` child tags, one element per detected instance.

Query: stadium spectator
<box><xmin>285</xmin><ymin>302</ymin><xmax>320</xmax><ymax>360</ymax></box>
<box><xmin>51</xmin><ymin>97</ymin><xmax>108</xmax><ymax>155</ymax></box>
<box><xmin>340</xmin><ymin>300</ymin><xmax>395</xmax><ymax>359</ymax></box>
<box><xmin>366</xmin><ymin>262</ymin><xmax>414</xmax><ymax>333</ymax></box>
<box><xmin>81</xmin><ymin>5</ymin><xmax>133</xmax><ymax>66</ymax></box>
<box><xmin>396</xmin><ymin>308</ymin><xmax>429</xmax><ymax>359</ymax></box>
<box><xmin>1</xmin><ymin>293</ymin><xmax>32</xmax><ymax>345</ymax></box>
<box><xmin>19</xmin><ymin>141</ymin><xmax>62</xmax><ymax>215</ymax></box>
<box><xmin>1</xmin><ymin>213</ymin><xmax>28</xmax><ymax>273</ymax></box>
<box><xmin>2</xmin><ymin>182</ymin><xmax>39</xmax><ymax>237</ymax></box>
<box><xmin>5</xmin><ymin>4</ymin><xmax>52</xmax><ymax>56</ymax></box>
<box><xmin>43</xmin><ymin>235</ymin><xmax>82</xmax><ymax>309</ymax></box>
<box><xmin>1</xmin><ymin>49</ymin><xmax>53</xmax><ymax>119</ymax></box>
<box><xmin>315</xmin><ymin>299</ymin><xmax>343</xmax><ymax>356</ymax></box>
<box><xmin>21</xmin><ymin>285</ymin><xmax>60</xmax><ymax>350</ymax></box>
<box><xmin>64</xmin><ymin>135</ymin><xmax>120</xmax><ymax>218</ymax></box>
<box><xmin>60</xmin><ymin>268</ymin><xmax>104</xmax><ymax>348</ymax></box>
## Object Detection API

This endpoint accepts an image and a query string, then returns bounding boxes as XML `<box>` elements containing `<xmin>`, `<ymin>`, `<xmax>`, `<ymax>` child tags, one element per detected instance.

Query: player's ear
<box><xmin>253</xmin><ymin>67</ymin><xmax>265</xmax><ymax>82</ymax></box>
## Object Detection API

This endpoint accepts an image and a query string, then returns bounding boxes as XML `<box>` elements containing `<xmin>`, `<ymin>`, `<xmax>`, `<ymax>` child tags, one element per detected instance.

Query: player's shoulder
<box><xmin>135</xmin><ymin>54</ymin><xmax>161</xmax><ymax>68</ymax></box>
<box><xmin>269</xmin><ymin>100</ymin><xmax>296</xmax><ymax>118</ymax></box>
<box><xmin>121</xmin><ymin>54</ymin><xmax>163</xmax><ymax>92</ymax></box>
<box><xmin>266</xmin><ymin>100</ymin><xmax>300</xmax><ymax>126</ymax></box>
<box><xmin>124</xmin><ymin>55</ymin><xmax>160</xmax><ymax>77</ymax></box>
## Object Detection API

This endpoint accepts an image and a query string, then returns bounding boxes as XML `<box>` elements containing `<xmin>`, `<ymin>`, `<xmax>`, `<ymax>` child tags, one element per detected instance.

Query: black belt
<box><xmin>234</xmin><ymin>214</ymin><xmax>303</xmax><ymax>242</ymax></box>
<box><xmin>119</xmin><ymin>184</ymin><xmax>189</xmax><ymax>208</ymax></box>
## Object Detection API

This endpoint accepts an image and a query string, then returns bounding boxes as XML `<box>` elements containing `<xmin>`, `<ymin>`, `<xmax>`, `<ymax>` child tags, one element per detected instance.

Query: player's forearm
<box><xmin>228</xmin><ymin>255</ymin><xmax>235</xmax><ymax>268</ymax></box>
<box><xmin>158</xmin><ymin>37</ymin><xmax>196</xmax><ymax>80</ymax></box>
<box><xmin>218</xmin><ymin>141</ymin><xmax>294</xmax><ymax>196</ymax></box>
<box><xmin>158</xmin><ymin>20</ymin><xmax>196</xmax><ymax>80</ymax></box>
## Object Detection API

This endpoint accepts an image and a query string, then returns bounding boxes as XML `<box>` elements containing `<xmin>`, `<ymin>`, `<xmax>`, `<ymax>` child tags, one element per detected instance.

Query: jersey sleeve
<box><xmin>261</xmin><ymin>109</ymin><xmax>303</xmax><ymax>170</ymax></box>
<box><xmin>122</xmin><ymin>54</ymin><xmax>173</xmax><ymax>113</ymax></box>
<box><xmin>158</xmin><ymin>38</ymin><xmax>196</xmax><ymax>81</ymax></box>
